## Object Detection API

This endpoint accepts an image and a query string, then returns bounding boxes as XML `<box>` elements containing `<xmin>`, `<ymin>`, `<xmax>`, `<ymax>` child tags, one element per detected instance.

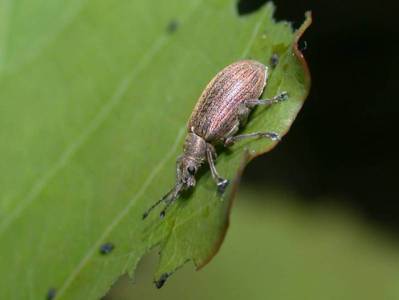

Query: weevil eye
<box><xmin>187</xmin><ymin>166</ymin><xmax>196</xmax><ymax>175</ymax></box>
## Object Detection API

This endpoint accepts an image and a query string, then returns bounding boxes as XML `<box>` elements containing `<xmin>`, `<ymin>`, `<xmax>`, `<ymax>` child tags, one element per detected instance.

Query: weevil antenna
<box><xmin>159</xmin><ymin>183</ymin><xmax>183</xmax><ymax>219</ymax></box>
<box><xmin>142</xmin><ymin>183</ymin><xmax>183</xmax><ymax>219</ymax></box>
<box><xmin>142</xmin><ymin>197</ymin><xmax>164</xmax><ymax>219</ymax></box>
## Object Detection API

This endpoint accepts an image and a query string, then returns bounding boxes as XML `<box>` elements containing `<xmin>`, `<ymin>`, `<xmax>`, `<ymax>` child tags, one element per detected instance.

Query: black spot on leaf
<box><xmin>46</xmin><ymin>288</ymin><xmax>56</xmax><ymax>300</ymax></box>
<box><xmin>166</xmin><ymin>20</ymin><xmax>179</xmax><ymax>33</ymax></box>
<box><xmin>99</xmin><ymin>242</ymin><xmax>115</xmax><ymax>255</ymax></box>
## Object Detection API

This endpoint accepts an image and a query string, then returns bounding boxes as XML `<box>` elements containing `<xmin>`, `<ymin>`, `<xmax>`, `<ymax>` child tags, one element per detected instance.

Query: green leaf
<box><xmin>0</xmin><ymin>1</ymin><xmax>310</xmax><ymax>299</ymax></box>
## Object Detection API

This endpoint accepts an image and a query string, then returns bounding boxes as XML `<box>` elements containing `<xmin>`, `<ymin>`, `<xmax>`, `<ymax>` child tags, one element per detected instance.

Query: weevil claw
<box><xmin>264</xmin><ymin>132</ymin><xmax>281</xmax><ymax>141</ymax></box>
<box><xmin>277</xmin><ymin>91</ymin><xmax>289</xmax><ymax>102</ymax></box>
<box><xmin>217</xmin><ymin>179</ymin><xmax>230</xmax><ymax>194</ymax></box>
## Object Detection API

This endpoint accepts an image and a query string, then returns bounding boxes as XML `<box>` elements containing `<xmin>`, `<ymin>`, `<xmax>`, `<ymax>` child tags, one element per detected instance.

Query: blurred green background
<box><xmin>105</xmin><ymin>187</ymin><xmax>399</xmax><ymax>300</ymax></box>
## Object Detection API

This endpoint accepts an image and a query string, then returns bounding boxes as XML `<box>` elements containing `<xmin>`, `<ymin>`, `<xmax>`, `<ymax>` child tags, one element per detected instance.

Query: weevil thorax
<box><xmin>176</xmin><ymin>132</ymin><xmax>207</xmax><ymax>189</ymax></box>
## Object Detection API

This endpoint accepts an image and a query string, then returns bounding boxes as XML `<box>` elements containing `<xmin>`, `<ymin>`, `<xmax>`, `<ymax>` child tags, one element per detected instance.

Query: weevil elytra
<box><xmin>143</xmin><ymin>60</ymin><xmax>287</xmax><ymax>219</ymax></box>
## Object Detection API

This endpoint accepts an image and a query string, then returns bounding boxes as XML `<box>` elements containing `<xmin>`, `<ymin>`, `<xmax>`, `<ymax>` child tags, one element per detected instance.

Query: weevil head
<box><xmin>176</xmin><ymin>133</ymin><xmax>207</xmax><ymax>189</ymax></box>
<box><xmin>176</xmin><ymin>155</ymin><xmax>200</xmax><ymax>188</ymax></box>
<box><xmin>143</xmin><ymin>133</ymin><xmax>207</xmax><ymax>220</ymax></box>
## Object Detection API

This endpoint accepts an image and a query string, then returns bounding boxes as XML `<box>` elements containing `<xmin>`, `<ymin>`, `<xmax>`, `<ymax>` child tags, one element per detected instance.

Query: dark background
<box><xmin>239</xmin><ymin>0</ymin><xmax>399</xmax><ymax>231</ymax></box>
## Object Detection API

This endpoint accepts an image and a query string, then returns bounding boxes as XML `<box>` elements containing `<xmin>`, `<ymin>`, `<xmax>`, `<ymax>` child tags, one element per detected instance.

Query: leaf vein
<box><xmin>0</xmin><ymin>35</ymin><xmax>168</xmax><ymax>237</ymax></box>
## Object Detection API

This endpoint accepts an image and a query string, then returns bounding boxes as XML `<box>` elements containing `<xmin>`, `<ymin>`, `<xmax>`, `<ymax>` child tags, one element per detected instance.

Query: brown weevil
<box><xmin>143</xmin><ymin>60</ymin><xmax>287</xmax><ymax>219</ymax></box>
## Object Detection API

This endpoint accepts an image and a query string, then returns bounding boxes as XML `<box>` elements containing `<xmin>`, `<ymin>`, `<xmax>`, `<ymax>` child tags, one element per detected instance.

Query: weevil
<box><xmin>143</xmin><ymin>60</ymin><xmax>287</xmax><ymax>219</ymax></box>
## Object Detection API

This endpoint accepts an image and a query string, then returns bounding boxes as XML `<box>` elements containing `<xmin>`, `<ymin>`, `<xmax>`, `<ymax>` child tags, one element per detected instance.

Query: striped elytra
<box><xmin>189</xmin><ymin>60</ymin><xmax>267</xmax><ymax>142</ymax></box>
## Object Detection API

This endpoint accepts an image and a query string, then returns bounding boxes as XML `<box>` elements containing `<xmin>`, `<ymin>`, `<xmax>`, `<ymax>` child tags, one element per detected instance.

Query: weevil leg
<box><xmin>245</xmin><ymin>91</ymin><xmax>288</xmax><ymax>108</ymax></box>
<box><xmin>224</xmin><ymin>131</ymin><xmax>281</xmax><ymax>147</ymax></box>
<box><xmin>206</xmin><ymin>144</ymin><xmax>229</xmax><ymax>193</ymax></box>
<box><xmin>224</xmin><ymin>121</ymin><xmax>240</xmax><ymax>140</ymax></box>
